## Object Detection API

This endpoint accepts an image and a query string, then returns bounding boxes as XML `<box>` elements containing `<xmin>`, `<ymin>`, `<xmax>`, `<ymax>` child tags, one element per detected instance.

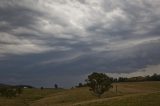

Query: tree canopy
<box><xmin>86</xmin><ymin>72</ymin><xmax>112</xmax><ymax>97</ymax></box>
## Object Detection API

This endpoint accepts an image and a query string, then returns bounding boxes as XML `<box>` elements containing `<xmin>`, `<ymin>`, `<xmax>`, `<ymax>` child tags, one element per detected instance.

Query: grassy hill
<box><xmin>0</xmin><ymin>81</ymin><xmax>160</xmax><ymax>106</ymax></box>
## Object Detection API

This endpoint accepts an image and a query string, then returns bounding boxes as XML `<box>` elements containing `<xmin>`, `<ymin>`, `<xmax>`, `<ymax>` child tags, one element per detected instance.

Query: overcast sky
<box><xmin>0</xmin><ymin>0</ymin><xmax>160</xmax><ymax>87</ymax></box>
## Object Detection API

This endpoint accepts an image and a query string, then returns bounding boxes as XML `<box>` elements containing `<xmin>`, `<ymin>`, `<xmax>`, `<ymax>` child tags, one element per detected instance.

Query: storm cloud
<box><xmin>0</xmin><ymin>0</ymin><xmax>160</xmax><ymax>87</ymax></box>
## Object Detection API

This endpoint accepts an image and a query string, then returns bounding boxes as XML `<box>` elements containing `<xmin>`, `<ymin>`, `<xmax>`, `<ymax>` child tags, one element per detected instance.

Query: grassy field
<box><xmin>0</xmin><ymin>81</ymin><xmax>160</xmax><ymax>106</ymax></box>
<box><xmin>75</xmin><ymin>92</ymin><xmax>160</xmax><ymax>106</ymax></box>
<box><xmin>0</xmin><ymin>88</ymin><xmax>65</xmax><ymax>106</ymax></box>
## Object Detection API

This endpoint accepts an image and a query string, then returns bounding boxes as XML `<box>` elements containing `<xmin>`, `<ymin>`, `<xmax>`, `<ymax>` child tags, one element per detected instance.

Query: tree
<box><xmin>54</xmin><ymin>84</ymin><xmax>58</xmax><ymax>89</ymax></box>
<box><xmin>40</xmin><ymin>86</ymin><xmax>44</xmax><ymax>90</ymax></box>
<box><xmin>78</xmin><ymin>83</ymin><xmax>83</xmax><ymax>87</ymax></box>
<box><xmin>76</xmin><ymin>83</ymin><xmax>84</xmax><ymax>88</ymax></box>
<box><xmin>86</xmin><ymin>72</ymin><xmax>112</xmax><ymax>98</ymax></box>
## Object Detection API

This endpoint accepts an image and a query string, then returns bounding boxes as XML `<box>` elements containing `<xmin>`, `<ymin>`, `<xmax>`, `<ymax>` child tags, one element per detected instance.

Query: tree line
<box><xmin>112</xmin><ymin>73</ymin><xmax>160</xmax><ymax>82</ymax></box>
<box><xmin>77</xmin><ymin>73</ymin><xmax>160</xmax><ymax>88</ymax></box>
<box><xmin>76</xmin><ymin>73</ymin><xmax>160</xmax><ymax>98</ymax></box>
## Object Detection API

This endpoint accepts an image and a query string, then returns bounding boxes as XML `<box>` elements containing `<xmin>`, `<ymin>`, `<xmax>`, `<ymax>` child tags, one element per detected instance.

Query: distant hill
<box><xmin>0</xmin><ymin>83</ymin><xmax>34</xmax><ymax>88</ymax></box>
<box><xmin>14</xmin><ymin>85</ymin><xmax>34</xmax><ymax>88</ymax></box>
<box><xmin>0</xmin><ymin>83</ymin><xmax>10</xmax><ymax>87</ymax></box>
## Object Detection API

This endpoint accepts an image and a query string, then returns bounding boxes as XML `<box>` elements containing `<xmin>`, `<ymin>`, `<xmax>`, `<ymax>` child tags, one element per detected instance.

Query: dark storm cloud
<box><xmin>0</xmin><ymin>0</ymin><xmax>160</xmax><ymax>87</ymax></box>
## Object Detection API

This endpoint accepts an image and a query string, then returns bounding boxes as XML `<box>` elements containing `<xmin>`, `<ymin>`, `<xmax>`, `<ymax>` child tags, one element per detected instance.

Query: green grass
<box><xmin>0</xmin><ymin>88</ymin><xmax>65</xmax><ymax>106</ymax></box>
<box><xmin>75</xmin><ymin>92</ymin><xmax>160</xmax><ymax>106</ymax></box>
<box><xmin>0</xmin><ymin>81</ymin><xmax>160</xmax><ymax>106</ymax></box>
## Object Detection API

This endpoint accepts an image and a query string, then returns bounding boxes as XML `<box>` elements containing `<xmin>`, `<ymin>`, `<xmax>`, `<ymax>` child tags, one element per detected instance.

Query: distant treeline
<box><xmin>112</xmin><ymin>73</ymin><xmax>160</xmax><ymax>82</ymax></box>
<box><xmin>76</xmin><ymin>73</ymin><xmax>160</xmax><ymax>88</ymax></box>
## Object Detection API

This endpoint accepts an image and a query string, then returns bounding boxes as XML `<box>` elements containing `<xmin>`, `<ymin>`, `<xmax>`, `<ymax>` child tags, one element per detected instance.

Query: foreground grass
<box><xmin>75</xmin><ymin>92</ymin><xmax>160</xmax><ymax>106</ymax></box>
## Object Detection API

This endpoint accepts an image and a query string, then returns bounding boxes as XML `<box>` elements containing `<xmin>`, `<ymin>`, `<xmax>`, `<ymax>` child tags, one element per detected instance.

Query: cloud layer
<box><xmin>0</xmin><ymin>0</ymin><xmax>160</xmax><ymax>87</ymax></box>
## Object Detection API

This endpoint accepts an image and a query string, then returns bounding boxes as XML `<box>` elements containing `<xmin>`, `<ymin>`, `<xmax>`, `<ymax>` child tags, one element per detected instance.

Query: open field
<box><xmin>0</xmin><ymin>81</ymin><xmax>160</xmax><ymax>106</ymax></box>
<box><xmin>0</xmin><ymin>88</ymin><xmax>64</xmax><ymax>106</ymax></box>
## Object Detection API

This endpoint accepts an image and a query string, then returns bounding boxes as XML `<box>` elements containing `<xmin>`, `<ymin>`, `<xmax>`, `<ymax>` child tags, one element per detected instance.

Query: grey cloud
<box><xmin>0</xmin><ymin>0</ymin><xmax>160</xmax><ymax>87</ymax></box>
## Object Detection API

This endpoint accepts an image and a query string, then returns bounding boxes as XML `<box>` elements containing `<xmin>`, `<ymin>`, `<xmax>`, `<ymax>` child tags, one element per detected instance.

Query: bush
<box><xmin>0</xmin><ymin>87</ymin><xmax>23</xmax><ymax>98</ymax></box>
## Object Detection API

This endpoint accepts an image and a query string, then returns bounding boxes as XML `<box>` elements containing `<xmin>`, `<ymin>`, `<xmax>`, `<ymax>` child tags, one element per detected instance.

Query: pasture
<box><xmin>0</xmin><ymin>81</ymin><xmax>160</xmax><ymax>106</ymax></box>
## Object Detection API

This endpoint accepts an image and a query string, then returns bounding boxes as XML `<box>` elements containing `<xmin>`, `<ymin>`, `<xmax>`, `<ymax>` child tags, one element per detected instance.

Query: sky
<box><xmin>0</xmin><ymin>0</ymin><xmax>160</xmax><ymax>88</ymax></box>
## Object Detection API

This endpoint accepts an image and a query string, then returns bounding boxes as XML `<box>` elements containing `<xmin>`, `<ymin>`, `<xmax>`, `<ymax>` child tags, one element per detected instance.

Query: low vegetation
<box><xmin>0</xmin><ymin>88</ymin><xmax>64</xmax><ymax>106</ymax></box>
<box><xmin>0</xmin><ymin>87</ymin><xmax>23</xmax><ymax>97</ymax></box>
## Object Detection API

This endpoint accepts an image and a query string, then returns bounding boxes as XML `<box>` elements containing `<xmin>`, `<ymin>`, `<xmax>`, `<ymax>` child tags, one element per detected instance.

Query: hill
<box><xmin>0</xmin><ymin>83</ymin><xmax>34</xmax><ymax>88</ymax></box>
<box><xmin>14</xmin><ymin>85</ymin><xmax>35</xmax><ymax>88</ymax></box>
<box><xmin>0</xmin><ymin>81</ymin><xmax>160</xmax><ymax>106</ymax></box>
<box><xmin>0</xmin><ymin>83</ymin><xmax>10</xmax><ymax>87</ymax></box>
<box><xmin>31</xmin><ymin>81</ymin><xmax>160</xmax><ymax>106</ymax></box>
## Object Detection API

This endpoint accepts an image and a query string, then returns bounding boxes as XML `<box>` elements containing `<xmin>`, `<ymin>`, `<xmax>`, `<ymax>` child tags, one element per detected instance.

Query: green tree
<box><xmin>54</xmin><ymin>84</ymin><xmax>58</xmax><ymax>89</ymax></box>
<box><xmin>40</xmin><ymin>86</ymin><xmax>44</xmax><ymax>90</ymax></box>
<box><xmin>86</xmin><ymin>72</ymin><xmax>112</xmax><ymax>98</ymax></box>
<box><xmin>76</xmin><ymin>83</ymin><xmax>83</xmax><ymax>88</ymax></box>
